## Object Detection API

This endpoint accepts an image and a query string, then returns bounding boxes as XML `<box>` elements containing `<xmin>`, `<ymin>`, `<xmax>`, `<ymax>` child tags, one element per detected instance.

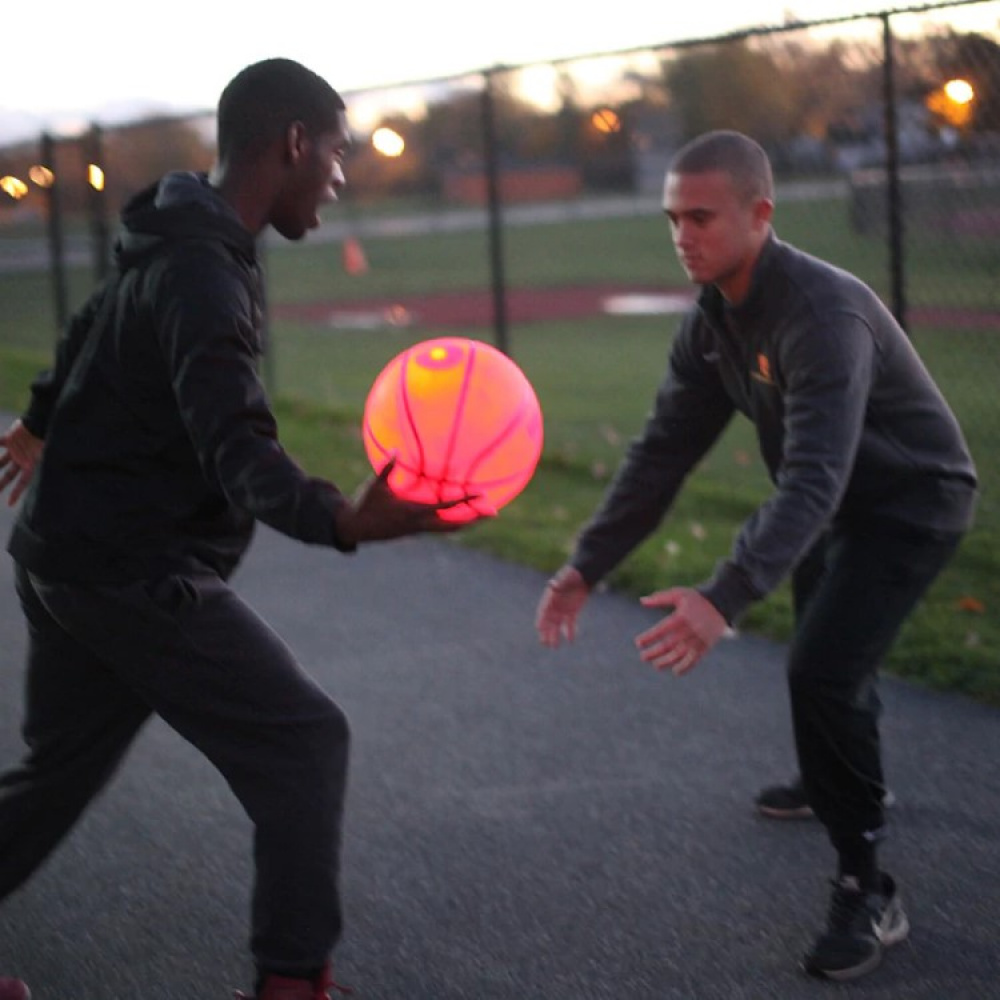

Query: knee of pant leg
<box><xmin>314</xmin><ymin>698</ymin><xmax>350</xmax><ymax>757</ymax></box>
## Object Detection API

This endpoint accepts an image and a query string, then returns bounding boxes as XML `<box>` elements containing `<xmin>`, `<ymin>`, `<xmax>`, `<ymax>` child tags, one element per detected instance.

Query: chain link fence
<box><xmin>1</xmin><ymin>0</ymin><xmax>997</xmax><ymax>529</ymax></box>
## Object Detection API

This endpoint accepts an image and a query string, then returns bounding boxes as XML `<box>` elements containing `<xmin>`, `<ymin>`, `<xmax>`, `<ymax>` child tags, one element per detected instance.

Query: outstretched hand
<box><xmin>335</xmin><ymin>457</ymin><xmax>493</xmax><ymax>546</ymax></box>
<box><xmin>635</xmin><ymin>587</ymin><xmax>729</xmax><ymax>676</ymax></box>
<box><xmin>536</xmin><ymin>565</ymin><xmax>590</xmax><ymax>648</ymax></box>
<box><xmin>0</xmin><ymin>420</ymin><xmax>42</xmax><ymax>506</ymax></box>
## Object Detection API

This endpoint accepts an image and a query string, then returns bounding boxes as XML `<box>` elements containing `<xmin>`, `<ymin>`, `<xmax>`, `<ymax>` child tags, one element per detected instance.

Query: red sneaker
<box><xmin>234</xmin><ymin>965</ymin><xmax>352</xmax><ymax>1000</ymax></box>
<box><xmin>0</xmin><ymin>979</ymin><xmax>29</xmax><ymax>1000</ymax></box>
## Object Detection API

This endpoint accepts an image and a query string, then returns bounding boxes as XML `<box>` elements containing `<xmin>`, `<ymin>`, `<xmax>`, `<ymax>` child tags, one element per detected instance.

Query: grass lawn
<box><xmin>0</xmin><ymin>195</ymin><xmax>996</xmax><ymax>705</ymax></box>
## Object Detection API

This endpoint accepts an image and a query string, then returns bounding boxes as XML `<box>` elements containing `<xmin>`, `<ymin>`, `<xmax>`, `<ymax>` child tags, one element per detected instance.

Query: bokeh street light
<box><xmin>927</xmin><ymin>77</ymin><xmax>976</xmax><ymax>130</ymax></box>
<box><xmin>28</xmin><ymin>165</ymin><xmax>54</xmax><ymax>188</ymax></box>
<box><xmin>944</xmin><ymin>78</ymin><xmax>975</xmax><ymax>106</ymax></box>
<box><xmin>590</xmin><ymin>107</ymin><xmax>622</xmax><ymax>134</ymax></box>
<box><xmin>372</xmin><ymin>126</ymin><xmax>405</xmax><ymax>157</ymax></box>
<box><xmin>0</xmin><ymin>175</ymin><xmax>28</xmax><ymax>200</ymax></box>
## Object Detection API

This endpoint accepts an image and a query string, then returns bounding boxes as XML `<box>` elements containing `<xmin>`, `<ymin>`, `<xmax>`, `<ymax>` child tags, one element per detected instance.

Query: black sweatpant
<box><xmin>0</xmin><ymin>563</ymin><xmax>350</xmax><ymax>976</ymax></box>
<box><xmin>788</xmin><ymin>521</ymin><xmax>961</xmax><ymax>860</ymax></box>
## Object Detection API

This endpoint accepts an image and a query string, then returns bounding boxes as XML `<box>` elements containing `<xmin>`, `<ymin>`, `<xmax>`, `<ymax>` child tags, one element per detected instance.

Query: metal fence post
<box><xmin>882</xmin><ymin>12</ymin><xmax>907</xmax><ymax>332</ymax></box>
<box><xmin>481</xmin><ymin>69</ymin><xmax>511</xmax><ymax>357</ymax></box>
<box><xmin>86</xmin><ymin>124</ymin><xmax>111</xmax><ymax>283</ymax></box>
<box><xmin>40</xmin><ymin>132</ymin><xmax>69</xmax><ymax>335</ymax></box>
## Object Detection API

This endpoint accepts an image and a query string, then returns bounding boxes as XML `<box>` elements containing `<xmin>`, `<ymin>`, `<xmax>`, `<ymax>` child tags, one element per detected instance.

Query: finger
<box><xmin>9</xmin><ymin>475</ymin><xmax>28</xmax><ymax>505</ymax></box>
<box><xmin>377</xmin><ymin>454</ymin><xmax>398</xmax><ymax>481</ymax></box>
<box><xmin>432</xmin><ymin>494</ymin><xmax>498</xmax><ymax>517</ymax></box>
<box><xmin>640</xmin><ymin>641</ymin><xmax>684</xmax><ymax>667</ymax></box>
<box><xmin>639</xmin><ymin>589</ymin><xmax>682</xmax><ymax>610</ymax></box>
<box><xmin>635</xmin><ymin>615</ymin><xmax>687</xmax><ymax>649</ymax></box>
<box><xmin>562</xmin><ymin>616</ymin><xmax>576</xmax><ymax>643</ymax></box>
<box><xmin>537</xmin><ymin>616</ymin><xmax>560</xmax><ymax>647</ymax></box>
<box><xmin>671</xmin><ymin>649</ymin><xmax>702</xmax><ymax>676</ymax></box>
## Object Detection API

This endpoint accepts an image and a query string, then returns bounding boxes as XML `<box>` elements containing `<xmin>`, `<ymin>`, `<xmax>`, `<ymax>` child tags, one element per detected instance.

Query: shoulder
<box><xmin>146</xmin><ymin>238</ymin><xmax>259</xmax><ymax>319</ymax></box>
<box><xmin>774</xmin><ymin>240</ymin><xmax>885</xmax><ymax>320</ymax></box>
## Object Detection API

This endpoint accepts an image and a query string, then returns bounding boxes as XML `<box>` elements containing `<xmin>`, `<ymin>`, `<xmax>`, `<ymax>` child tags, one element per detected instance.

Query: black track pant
<box><xmin>788</xmin><ymin>521</ymin><xmax>961</xmax><ymax>850</ymax></box>
<box><xmin>0</xmin><ymin>563</ymin><xmax>349</xmax><ymax>975</ymax></box>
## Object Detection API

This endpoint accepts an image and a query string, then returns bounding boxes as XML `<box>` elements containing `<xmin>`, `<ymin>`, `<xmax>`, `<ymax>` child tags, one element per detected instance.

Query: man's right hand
<box><xmin>334</xmin><ymin>457</ymin><xmax>492</xmax><ymax>546</ymax></box>
<box><xmin>535</xmin><ymin>565</ymin><xmax>590</xmax><ymax>648</ymax></box>
<box><xmin>0</xmin><ymin>419</ymin><xmax>43</xmax><ymax>506</ymax></box>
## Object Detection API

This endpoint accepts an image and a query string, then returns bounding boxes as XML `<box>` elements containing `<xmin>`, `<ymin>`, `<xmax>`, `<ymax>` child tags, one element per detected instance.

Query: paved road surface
<box><xmin>0</xmin><ymin>497</ymin><xmax>996</xmax><ymax>999</ymax></box>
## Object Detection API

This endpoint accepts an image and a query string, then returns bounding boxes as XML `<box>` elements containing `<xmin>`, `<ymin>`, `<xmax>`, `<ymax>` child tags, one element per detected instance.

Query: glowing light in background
<box><xmin>28</xmin><ymin>165</ymin><xmax>54</xmax><ymax>188</ymax></box>
<box><xmin>944</xmin><ymin>78</ymin><xmax>975</xmax><ymax>105</ymax></box>
<box><xmin>372</xmin><ymin>126</ymin><xmax>405</xmax><ymax>157</ymax></box>
<box><xmin>926</xmin><ymin>77</ymin><xmax>976</xmax><ymax>129</ymax></box>
<box><xmin>1</xmin><ymin>175</ymin><xmax>28</xmax><ymax>199</ymax></box>
<box><xmin>87</xmin><ymin>163</ymin><xmax>105</xmax><ymax>190</ymax></box>
<box><xmin>590</xmin><ymin>107</ymin><xmax>621</xmax><ymax>133</ymax></box>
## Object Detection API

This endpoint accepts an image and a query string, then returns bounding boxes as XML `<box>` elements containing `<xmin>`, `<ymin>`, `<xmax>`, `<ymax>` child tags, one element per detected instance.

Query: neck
<box><xmin>209</xmin><ymin>163</ymin><xmax>268</xmax><ymax>236</ymax></box>
<box><xmin>717</xmin><ymin>230</ymin><xmax>770</xmax><ymax>305</ymax></box>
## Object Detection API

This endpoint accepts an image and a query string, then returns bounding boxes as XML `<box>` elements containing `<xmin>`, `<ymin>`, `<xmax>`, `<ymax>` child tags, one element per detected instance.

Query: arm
<box><xmin>157</xmin><ymin>254</ymin><xmax>470</xmax><ymax>550</ymax></box>
<box><xmin>697</xmin><ymin>312</ymin><xmax>876</xmax><ymax>624</ymax></box>
<box><xmin>22</xmin><ymin>282</ymin><xmax>112</xmax><ymax>439</ymax></box>
<box><xmin>536</xmin><ymin>319</ymin><xmax>734</xmax><ymax>646</ymax></box>
<box><xmin>636</xmin><ymin>312</ymin><xmax>878</xmax><ymax>677</ymax></box>
<box><xmin>570</xmin><ymin>320</ymin><xmax>735</xmax><ymax>587</ymax></box>
<box><xmin>1</xmin><ymin>283</ymin><xmax>113</xmax><ymax>505</ymax></box>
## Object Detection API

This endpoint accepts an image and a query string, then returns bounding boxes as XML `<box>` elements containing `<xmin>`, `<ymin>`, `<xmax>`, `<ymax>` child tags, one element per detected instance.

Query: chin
<box><xmin>274</xmin><ymin>223</ymin><xmax>308</xmax><ymax>242</ymax></box>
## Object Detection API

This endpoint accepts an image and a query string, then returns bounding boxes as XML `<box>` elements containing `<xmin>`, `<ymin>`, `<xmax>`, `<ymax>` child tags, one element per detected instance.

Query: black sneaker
<box><xmin>803</xmin><ymin>872</ymin><xmax>909</xmax><ymax>981</ymax></box>
<box><xmin>755</xmin><ymin>778</ymin><xmax>896</xmax><ymax>820</ymax></box>
<box><xmin>755</xmin><ymin>778</ymin><xmax>814</xmax><ymax>819</ymax></box>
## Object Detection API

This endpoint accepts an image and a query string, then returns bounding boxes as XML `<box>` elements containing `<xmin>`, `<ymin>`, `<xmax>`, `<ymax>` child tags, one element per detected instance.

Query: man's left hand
<box><xmin>635</xmin><ymin>587</ymin><xmax>729</xmax><ymax>676</ymax></box>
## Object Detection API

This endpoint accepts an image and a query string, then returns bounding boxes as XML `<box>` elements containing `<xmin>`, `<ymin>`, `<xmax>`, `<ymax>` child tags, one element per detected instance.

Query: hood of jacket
<box><xmin>114</xmin><ymin>171</ymin><xmax>256</xmax><ymax>272</ymax></box>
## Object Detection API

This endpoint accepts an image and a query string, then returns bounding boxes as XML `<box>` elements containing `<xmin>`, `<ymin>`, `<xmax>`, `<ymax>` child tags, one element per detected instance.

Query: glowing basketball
<box><xmin>362</xmin><ymin>337</ymin><xmax>544</xmax><ymax>522</ymax></box>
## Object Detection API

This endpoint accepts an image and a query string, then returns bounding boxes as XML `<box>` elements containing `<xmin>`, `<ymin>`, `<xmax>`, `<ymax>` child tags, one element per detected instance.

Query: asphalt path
<box><xmin>0</xmin><ymin>498</ymin><xmax>997</xmax><ymax>999</ymax></box>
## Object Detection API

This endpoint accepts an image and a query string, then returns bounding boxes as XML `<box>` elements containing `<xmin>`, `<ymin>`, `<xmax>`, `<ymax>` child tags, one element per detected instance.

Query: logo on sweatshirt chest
<box><xmin>750</xmin><ymin>352</ymin><xmax>776</xmax><ymax>386</ymax></box>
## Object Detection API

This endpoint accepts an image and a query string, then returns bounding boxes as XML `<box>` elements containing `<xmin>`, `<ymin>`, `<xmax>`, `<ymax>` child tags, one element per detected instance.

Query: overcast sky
<box><xmin>1</xmin><ymin>0</ymin><xmax>994</xmax><ymax>143</ymax></box>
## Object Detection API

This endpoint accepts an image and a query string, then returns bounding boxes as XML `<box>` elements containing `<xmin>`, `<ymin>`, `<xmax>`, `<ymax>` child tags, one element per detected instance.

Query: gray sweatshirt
<box><xmin>571</xmin><ymin>234</ymin><xmax>978</xmax><ymax>624</ymax></box>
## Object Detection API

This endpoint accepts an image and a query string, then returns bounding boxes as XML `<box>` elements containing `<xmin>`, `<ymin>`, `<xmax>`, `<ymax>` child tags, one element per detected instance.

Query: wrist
<box><xmin>333</xmin><ymin>502</ymin><xmax>360</xmax><ymax>551</ymax></box>
<box><xmin>547</xmin><ymin>565</ymin><xmax>587</xmax><ymax>593</ymax></box>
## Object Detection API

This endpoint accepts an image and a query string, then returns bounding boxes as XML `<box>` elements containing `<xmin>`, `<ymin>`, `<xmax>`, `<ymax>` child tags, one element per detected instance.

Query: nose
<box><xmin>332</xmin><ymin>162</ymin><xmax>346</xmax><ymax>193</ymax></box>
<box><xmin>673</xmin><ymin>218</ymin><xmax>694</xmax><ymax>250</ymax></box>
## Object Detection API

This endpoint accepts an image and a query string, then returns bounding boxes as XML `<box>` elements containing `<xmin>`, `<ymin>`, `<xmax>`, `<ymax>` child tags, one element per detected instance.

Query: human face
<box><xmin>662</xmin><ymin>169</ymin><xmax>772</xmax><ymax>305</ymax></box>
<box><xmin>271</xmin><ymin>111</ymin><xmax>351</xmax><ymax>241</ymax></box>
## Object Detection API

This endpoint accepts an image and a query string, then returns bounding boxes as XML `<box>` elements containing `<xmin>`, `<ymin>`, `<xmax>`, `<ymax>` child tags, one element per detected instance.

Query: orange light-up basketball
<box><xmin>362</xmin><ymin>337</ymin><xmax>544</xmax><ymax>523</ymax></box>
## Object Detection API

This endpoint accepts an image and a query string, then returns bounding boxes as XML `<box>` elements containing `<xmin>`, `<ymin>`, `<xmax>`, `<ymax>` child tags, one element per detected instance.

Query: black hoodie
<box><xmin>9</xmin><ymin>172</ymin><xmax>352</xmax><ymax>583</ymax></box>
<box><xmin>570</xmin><ymin>235</ymin><xmax>977</xmax><ymax>624</ymax></box>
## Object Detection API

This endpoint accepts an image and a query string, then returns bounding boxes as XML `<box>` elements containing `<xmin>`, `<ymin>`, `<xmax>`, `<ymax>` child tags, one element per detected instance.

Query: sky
<box><xmin>1</xmin><ymin>0</ymin><xmax>995</xmax><ymax>145</ymax></box>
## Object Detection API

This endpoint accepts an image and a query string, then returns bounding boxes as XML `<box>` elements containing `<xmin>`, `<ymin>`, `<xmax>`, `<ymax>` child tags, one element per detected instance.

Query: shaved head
<box><xmin>669</xmin><ymin>130</ymin><xmax>774</xmax><ymax>205</ymax></box>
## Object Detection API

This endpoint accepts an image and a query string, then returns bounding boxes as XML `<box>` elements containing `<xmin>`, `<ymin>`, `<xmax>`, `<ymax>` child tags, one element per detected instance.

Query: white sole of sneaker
<box><xmin>757</xmin><ymin>804</ymin><xmax>814</xmax><ymax>820</ymax></box>
<box><xmin>811</xmin><ymin>948</ymin><xmax>884</xmax><ymax>982</ymax></box>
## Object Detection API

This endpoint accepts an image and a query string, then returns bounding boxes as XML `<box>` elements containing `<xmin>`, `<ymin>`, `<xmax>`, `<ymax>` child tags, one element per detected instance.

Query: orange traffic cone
<box><xmin>343</xmin><ymin>236</ymin><xmax>368</xmax><ymax>276</ymax></box>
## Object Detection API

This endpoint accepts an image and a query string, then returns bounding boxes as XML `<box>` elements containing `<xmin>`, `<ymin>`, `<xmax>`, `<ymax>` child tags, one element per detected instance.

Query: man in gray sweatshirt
<box><xmin>536</xmin><ymin>130</ymin><xmax>976</xmax><ymax>982</ymax></box>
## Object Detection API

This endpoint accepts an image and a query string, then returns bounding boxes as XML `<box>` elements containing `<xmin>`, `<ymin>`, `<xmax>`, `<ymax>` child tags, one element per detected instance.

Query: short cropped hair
<box><xmin>670</xmin><ymin>130</ymin><xmax>774</xmax><ymax>204</ymax></box>
<box><xmin>217</xmin><ymin>58</ymin><xmax>346</xmax><ymax>159</ymax></box>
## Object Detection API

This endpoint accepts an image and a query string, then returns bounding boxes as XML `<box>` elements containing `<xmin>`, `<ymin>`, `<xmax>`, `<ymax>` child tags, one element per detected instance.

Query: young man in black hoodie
<box><xmin>0</xmin><ymin>59</ymin><xmax>481</xmax><ymax>1000</ymax></box>
<box><xmin>536</xmin><ymin>130</ymin><xmax>977</xmax><ymax>982</ymax></box>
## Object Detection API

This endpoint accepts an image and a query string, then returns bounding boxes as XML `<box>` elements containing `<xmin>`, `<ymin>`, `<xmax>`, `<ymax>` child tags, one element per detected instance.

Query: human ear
<box><xmin>755</xmin><ymin>198</ymin><xmax>775</xmax><ymax>228</ymax></box>
<box><xmin>283</xmin><ymin>121</ymin><xmax>309</xmax><ymax>165</ymax></box>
